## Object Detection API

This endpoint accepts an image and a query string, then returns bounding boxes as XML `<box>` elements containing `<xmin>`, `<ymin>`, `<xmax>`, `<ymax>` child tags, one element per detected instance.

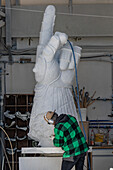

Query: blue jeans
<box><xmin>61</xmin><ymin>152</ymin><xmax>86</xmax><ymax>170</ymax></box>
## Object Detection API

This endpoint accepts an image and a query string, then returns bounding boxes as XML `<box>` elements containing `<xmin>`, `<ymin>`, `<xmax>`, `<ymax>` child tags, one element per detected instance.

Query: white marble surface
<box><xmin>22</xmin><ymin>147</ymin><xmax>64</xmax><ymax>154</ymax></box>
<box><xmin>20</xmin><ymin>147</ymin><xmax>91</xmax><ymax>170</ymax></box>
<box><xmin>21</xmin><ymin>147</ymin><xmax>92</xmax><ymax>154</ymax></box>
<box><xmin>19</xmin><ymin>157</ymin><xmax>75</xmax><ymax>170</ymax></box>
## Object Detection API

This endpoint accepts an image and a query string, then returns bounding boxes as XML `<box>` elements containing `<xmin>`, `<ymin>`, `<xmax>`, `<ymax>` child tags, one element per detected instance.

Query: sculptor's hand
<box><xmin>33</xmin><ymin>5</ymin><xmax>82</xmax><ymax>86</ymax></box>
<box><xmin>50</xmin><ymin>135</ymin><xmax>55</xmax><ymax>140</ymax></box>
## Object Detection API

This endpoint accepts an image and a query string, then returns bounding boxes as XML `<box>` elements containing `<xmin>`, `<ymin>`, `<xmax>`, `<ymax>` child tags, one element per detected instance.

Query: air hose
<box><xmin>67</xmin><ymin>40</ymin><xmax>91</xmax><ymax>170</ymax></box>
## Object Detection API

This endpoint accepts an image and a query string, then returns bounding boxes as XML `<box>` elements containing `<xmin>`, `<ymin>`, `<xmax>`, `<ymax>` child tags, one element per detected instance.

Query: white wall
<box><xmin>0</xmin><ymin>55</ymin><xmax>36</xmax><ymax>94</ymax></box>
<box><xmin>78</xmin><ymin>60</ymin><xmax>112</xmax><ymax>120</ymax></box>
<box><xmin>77</xmin><ymin>37</ymin><xmax>112</xmax><ymax>120</ymax></box>
<box><xmin>6</xmin><ymin>62</ymin><xmax>35</xmax><ymax>94</ymax></box>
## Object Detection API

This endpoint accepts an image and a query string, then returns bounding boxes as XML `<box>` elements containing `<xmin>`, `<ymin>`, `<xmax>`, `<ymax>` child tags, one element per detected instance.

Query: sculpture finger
<box><xmin>73</xmin><ymin>46</ymin><xmax>82</xmax><ymax>67</ymax></box>
<box><xmin>59</xmin><ymin>43</ymin><xmax>72</xmax><ymax>70</ymax></box>
<box><xmin>41</xmin><ymin>34</ymin><xmax>60</xmax><ymax>62</ymax></box>
<box><xmin>68</xmin><ymin>52</ymin><xmax>81</xmax><ymax>69</ymax></box>
<box><xmin>61</xmin><ymin>45</ymin><xmax>82</xmax><ymax>85</ymax></box>
<box><xmin>39</xmin><ymin>5</ymin><xmax>56</xmax><ymax>48</ymax></box>
<box><xmin>68</xmin><ymin>46</ymin><xmax>82</xmax><ymax>69</ymax></box>
<box><xmin>61</xmin><ymin>70</ymin><xmax>75</xmax><ymax>86</ymax></box>
<box><xmin>55</xmin><ymin>32</ymin><xmax>68</xmax><ymax>47</ymax></box>
<box><xmin>36</xmin><ymin>5</ymin><xmax>56</xmax><ymax>63</ymax></box>
<box><xmin>40</xmin><ymin>31</ymin><xmax>68</xmax><ymax>63</ymax></box>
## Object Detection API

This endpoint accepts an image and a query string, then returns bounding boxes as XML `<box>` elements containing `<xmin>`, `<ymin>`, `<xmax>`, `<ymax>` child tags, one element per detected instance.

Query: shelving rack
<box><xmin>3</xmin><ymin>94</ymin><xmax>34</xmax><ymax>170</ymax></box>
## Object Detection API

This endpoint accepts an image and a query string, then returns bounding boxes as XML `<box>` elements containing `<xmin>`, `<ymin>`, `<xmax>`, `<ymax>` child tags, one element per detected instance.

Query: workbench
<box><xmin>19</xmin><ymin>147</ymin><xmax>92</xmax><ymax>170</ymax></box>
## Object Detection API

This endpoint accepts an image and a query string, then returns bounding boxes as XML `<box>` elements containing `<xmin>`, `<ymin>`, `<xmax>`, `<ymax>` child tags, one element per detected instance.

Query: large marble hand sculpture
<box><xmin>28</xmin><ymin>5</ymin><xmax>82</xmax><ymax>146</ymax></box>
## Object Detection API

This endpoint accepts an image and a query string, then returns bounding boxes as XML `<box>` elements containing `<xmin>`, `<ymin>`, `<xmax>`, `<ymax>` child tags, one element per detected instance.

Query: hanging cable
<box><xmin>0</xmin><ymin>137</ymin><xmax>11</xmax><ymax>170</ymax></box>
<box><xmin>67</xmin><ymin>40</ymin><xmax>87</xmax><ymax>139</ymax></box>
<box><xmin>67</xmin><ymin>40</ymin><xmax>91</xmax><ymax>170</ymax></box>
<box><xmin>0</xmin><ymin>126</ymin><xmax>14</xmax><ymax>170</ymax></box>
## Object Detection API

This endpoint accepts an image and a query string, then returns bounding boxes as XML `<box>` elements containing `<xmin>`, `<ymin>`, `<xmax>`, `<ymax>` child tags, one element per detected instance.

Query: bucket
<box><xmin>94</xmin><ymin>133</ymin><xmax>104</xmax><ymax>143</ymax></box>
<box><xmin>77</xmin><ymin>108</ymin><xmax>87</xmax><ymax>121</ymax></box>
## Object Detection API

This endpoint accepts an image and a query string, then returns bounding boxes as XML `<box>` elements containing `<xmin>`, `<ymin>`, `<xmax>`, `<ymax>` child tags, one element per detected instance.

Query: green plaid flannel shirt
<box><xmin>53</xmin><ymin>115</ymin><xmax>89</xmax><ymax>158</ymax></box>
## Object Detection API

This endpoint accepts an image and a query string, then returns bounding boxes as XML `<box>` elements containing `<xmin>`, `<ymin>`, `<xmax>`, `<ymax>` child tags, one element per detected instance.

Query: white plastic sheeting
<box><xmin>28</xmin><ymin>5</ymin><xmax>82</xmax><ymax>146</ymax></box>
